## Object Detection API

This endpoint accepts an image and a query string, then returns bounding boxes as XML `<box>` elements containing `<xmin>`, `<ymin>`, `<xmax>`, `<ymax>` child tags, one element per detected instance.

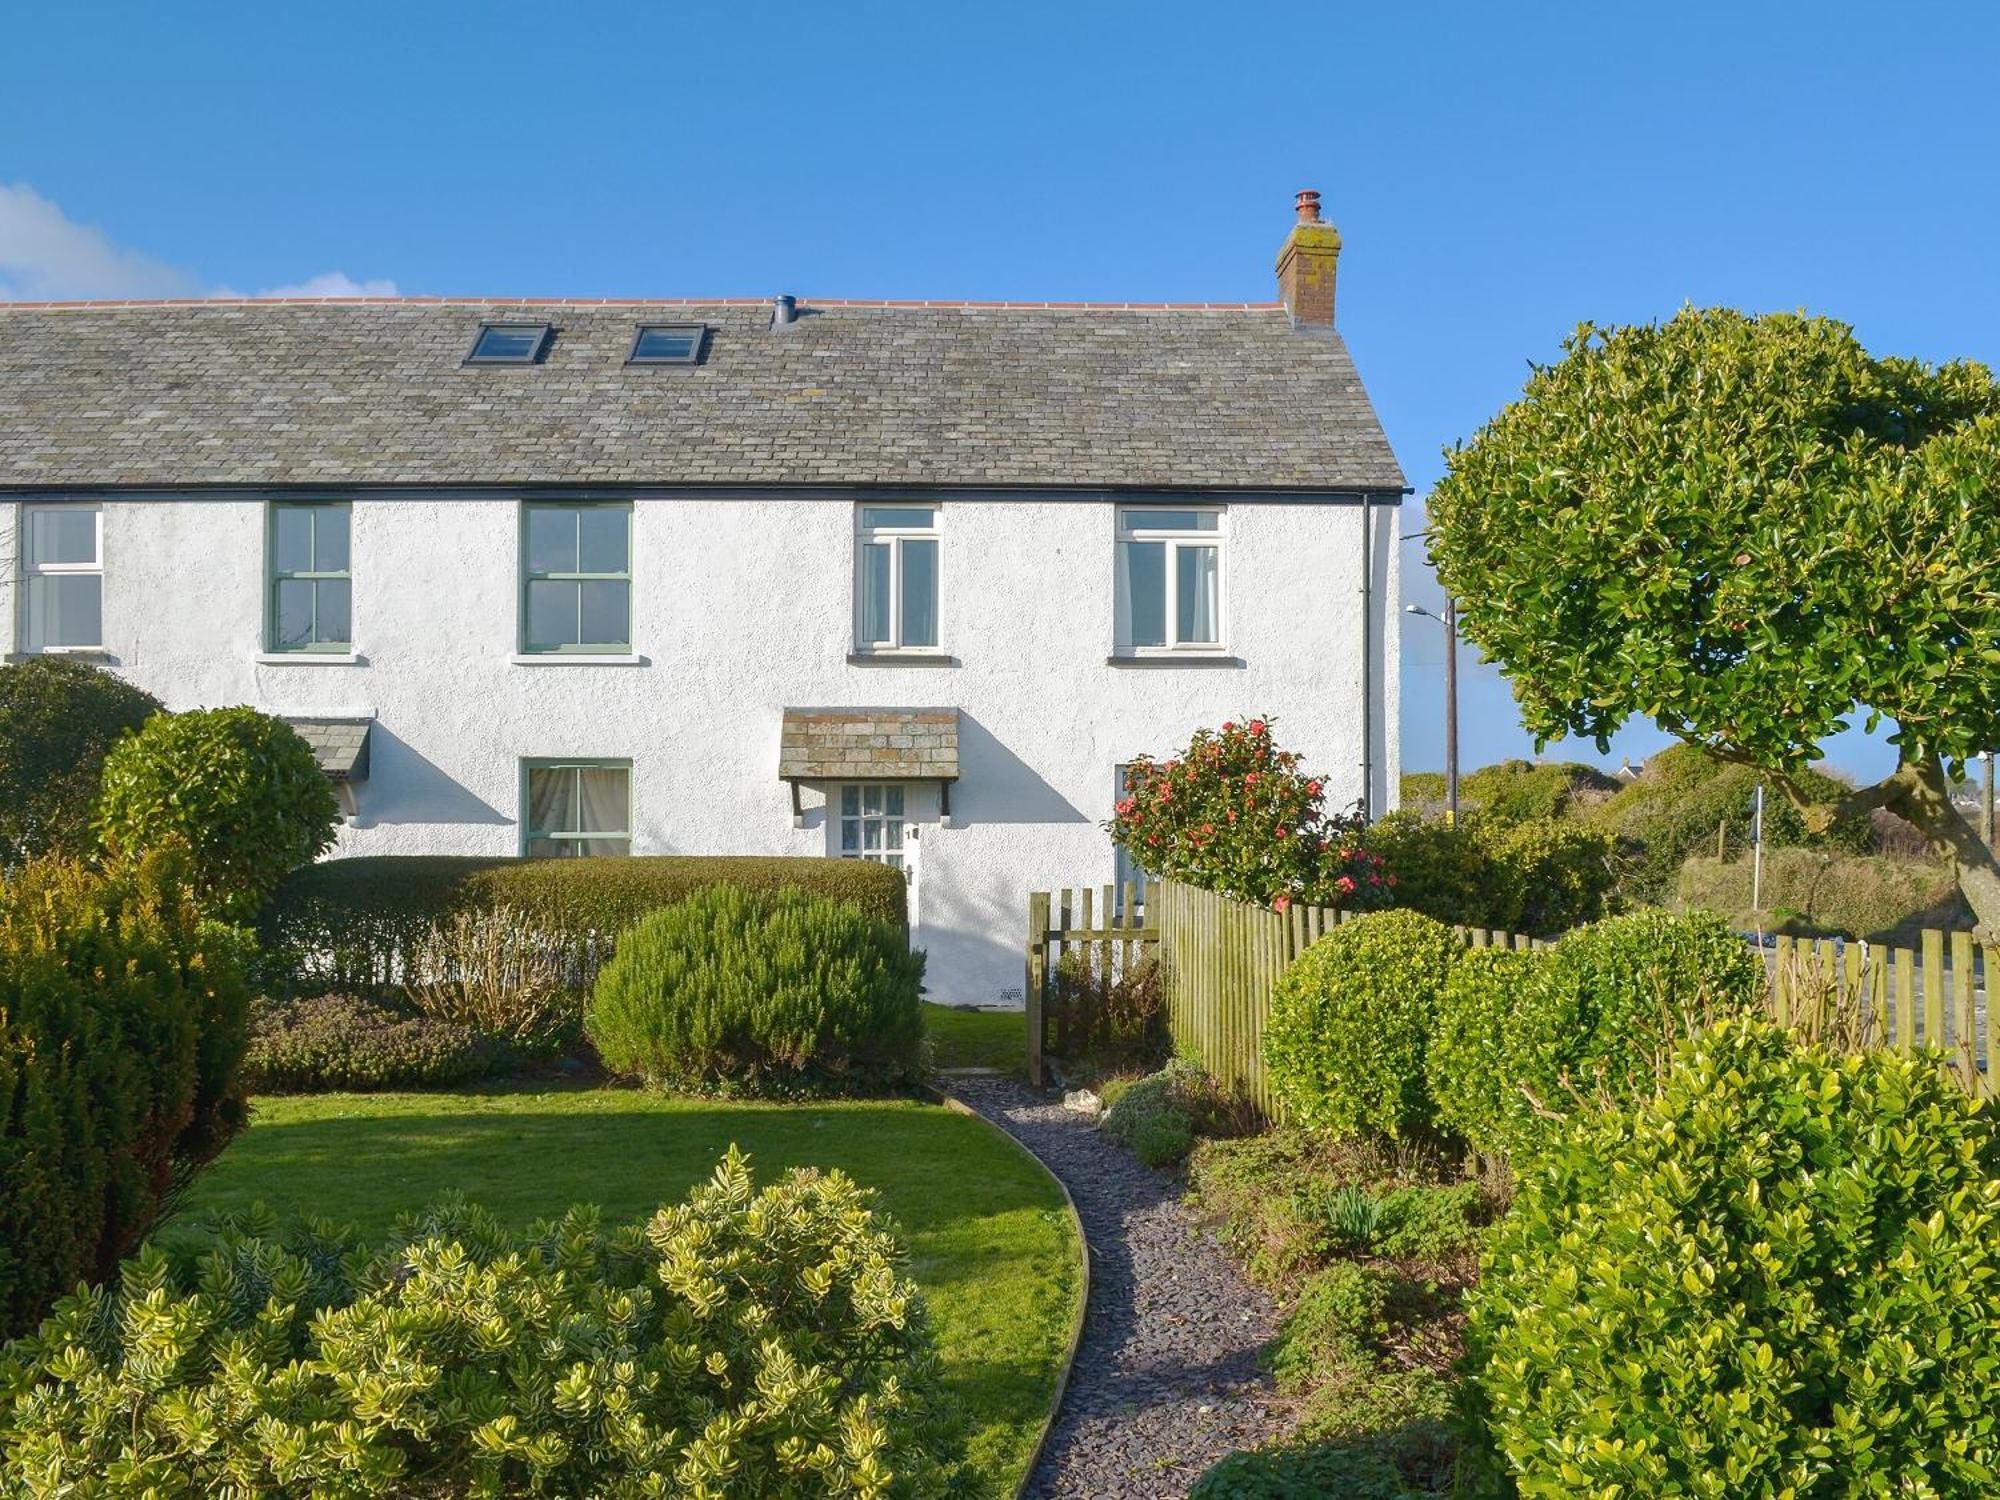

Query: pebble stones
<box><xmin>948</xmin><ymin>1075</ymin><xmax>1287</xmax><ymax>1498</ymax></box>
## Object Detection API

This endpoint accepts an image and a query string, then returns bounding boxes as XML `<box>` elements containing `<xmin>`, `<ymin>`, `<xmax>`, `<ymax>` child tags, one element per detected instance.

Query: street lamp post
<box><xmin>1405</xmin><ymin>601</ymin><xmax>1459</xmax><ymax>823</ymax></box>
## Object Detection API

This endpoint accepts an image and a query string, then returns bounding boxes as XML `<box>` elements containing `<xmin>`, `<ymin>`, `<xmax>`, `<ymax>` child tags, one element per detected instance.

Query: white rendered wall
<box><xmin>5</xmin><ymin>495</ymin><xmax>1400</xmax><ymax>1004</ymax></box>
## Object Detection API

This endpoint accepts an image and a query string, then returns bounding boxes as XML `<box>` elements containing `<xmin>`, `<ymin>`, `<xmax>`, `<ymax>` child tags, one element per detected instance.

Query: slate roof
<box><xmin>0</xmin><ymin>298</ymin><xmax>1405</xmax><ymax>493</ymax></box>
<box><xmin>778</xmin><ymin>708</ymin><xmax>960</xmax><ymax>782</ymax></box>
<box><xmin>282</xmin><ymin>716</ymin><xmax>372</xmax><ymax>781</ymax></box>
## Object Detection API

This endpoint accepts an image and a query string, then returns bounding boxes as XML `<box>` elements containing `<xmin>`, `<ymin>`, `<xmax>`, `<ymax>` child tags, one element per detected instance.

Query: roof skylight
<box><xmin>627</xmin><ymin>324</ymin><xmax>706</xmax><ymax>364</ymax></box>
<box><xmin>465</xmin><ymin>323</ymin><xmax>552</xmax><ymax>365</ymax></box>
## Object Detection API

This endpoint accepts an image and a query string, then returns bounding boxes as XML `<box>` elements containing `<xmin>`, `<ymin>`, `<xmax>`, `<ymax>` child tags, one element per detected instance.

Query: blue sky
<box><xmin>4</xmin><ymin>3</ymin><xmax>1996</xmax><ymax>782</ymax></box>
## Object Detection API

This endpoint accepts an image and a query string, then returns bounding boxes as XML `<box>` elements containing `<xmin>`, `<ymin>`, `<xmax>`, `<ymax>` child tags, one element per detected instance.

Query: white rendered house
<box><xmin>0</xmin><ymin>194</ymin><xmax>1404</xmax><ymax>1003</ymax></box>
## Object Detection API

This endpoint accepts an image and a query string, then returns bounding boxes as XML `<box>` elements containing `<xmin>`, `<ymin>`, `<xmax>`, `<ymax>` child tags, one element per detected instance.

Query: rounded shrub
<box><xmin>588</xmin><ymin>883</ymin><xmax>925</xmax><ymax>1095</ymax></box>
<box><xmin>0</xmin><ymin>657</ymin><xmax>160</xmax><ymax>865</ymax></box>
<box><xmin>1263</xmin><ymin>909</ymin><xmax>1462</xmax><ymax>1140</ymax></box>
<box><xmin>0</xmin><ymin>1148</ymin><xmax>965</xmax><ymax>1496</ymax></box>
<box><xmin>1099</xmin><ymin>1058</ymin><xmax>1226</xmax><ymax>1167</ymax></box>
<box><xmin>1465</xmin><ymin>1017</ymin><xmax>2000</xmax><ymax>1497</ymax></box>
<box><xmin>1429</xmin><ymin>909</ymin><xmax>1764</xmax><ymax>1162</ymax></box>
<box><xmin>95</xmin><ymin>706</ymin><xmax>339</xmax><ymax>919</ymax></box>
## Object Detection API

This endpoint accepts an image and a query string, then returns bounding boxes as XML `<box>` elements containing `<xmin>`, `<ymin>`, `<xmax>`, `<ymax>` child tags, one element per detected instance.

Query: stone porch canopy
<box><xmin>778</xmin><ymin>707</ymin><xmax>960</xmax><ymax>820</ymax></box>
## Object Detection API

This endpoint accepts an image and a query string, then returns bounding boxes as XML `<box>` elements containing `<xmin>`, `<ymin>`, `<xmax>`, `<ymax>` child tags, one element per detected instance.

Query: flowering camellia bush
<box><xmin>1107</xmin><ymin>717</ymin><xmax>1390</xmax><ymax>910</ymax></box>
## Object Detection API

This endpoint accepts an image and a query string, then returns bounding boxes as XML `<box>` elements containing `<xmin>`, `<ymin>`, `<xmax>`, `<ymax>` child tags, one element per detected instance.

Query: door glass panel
<box><xmin>526</xmin><ymin>507</ymin><xmax>577</xmax><ymax>573</ymax></box>
<box><xmin>863</xmin><ymin>785</ymin><xmax>883</xmax><ymax>814</ymax></box>
<box><xmin>863</xmin><ymin>821</ymin><xmax>882</xmax><ymax>850</ymax></box>
<box><xmin>840</xmin><ymin>820</ymin><xmax>860</xmax><ymax>851</ymax></box>
<box><xmin>841</xmin><ymin>785</ymin><xmax>860</xmax><ymax>816</ymax></box>
<box><xmin>885</xmin><ymin>786</ymin><xmax>905</xmax><ymax>816</ymax></box>
<box><xmin>1177</xmin><ymin>544</ymin><xmax>1219</xmax><ymax>643</ymax></box>
<box><xmin>578</xmin><ymin>508</ymin><xmax>628</xmax><ymax>573</ymax></box>
<box><xmin>900</xmin><ymin>538</ymin><xmax>938</xmax><ymax>647</ymax></box>
<box><xmin>526</xmin><ymin>579</ymin><xmax>578</xmax><ymax>649</ymax></box>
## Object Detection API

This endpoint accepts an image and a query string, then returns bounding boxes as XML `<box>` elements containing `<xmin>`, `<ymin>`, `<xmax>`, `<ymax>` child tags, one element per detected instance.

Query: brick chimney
<box><xmin>1276</xmin><ymin>189</ymin><xmax>1341</xmax><ymax>328</ymax></box>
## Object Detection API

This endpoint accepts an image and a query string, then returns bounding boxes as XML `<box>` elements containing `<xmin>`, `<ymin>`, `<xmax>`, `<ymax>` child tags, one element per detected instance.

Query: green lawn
<box><xmin>181</xmin><ymin>1086</ymin><xmax>1077</xmax><ymax>1497</ymax></box>
<box><xmin>924</xmin><ymin>1002</ymin><xmax>1028</xmax><ymax>1074</ymax></box>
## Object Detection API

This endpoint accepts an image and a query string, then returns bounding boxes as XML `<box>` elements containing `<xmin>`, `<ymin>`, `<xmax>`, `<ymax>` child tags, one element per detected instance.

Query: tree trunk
<box><xmin>1878</xmin><ymin>750</ymin><xmax>2000</xmax><ymax>942</ymax></box>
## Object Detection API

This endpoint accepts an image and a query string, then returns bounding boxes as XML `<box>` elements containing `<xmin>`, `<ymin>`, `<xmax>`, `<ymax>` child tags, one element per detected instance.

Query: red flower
<box><xmin>1275</xmin><ymin>827</ymin><xmax>1288</xmax><ymax>839</ymax></box>
<box><xmin>1147</xmin><ymin>835</ymin><xmax>1160</xmax><ymax>846</ymax></box>
<box><xmin>1244</xmin><ymin>772</ymin><xmax>1259</xmax><ymax>787</ymax></box>
<box><xmin>1249</xmin><ymin>719</ymin><xmax>1266</xmax><ymax>734</ymax></box>
<box><xmin>1306</xmin><ymin>780</ymin><xmax>1322</xmax><ymax>797</ymax></box>
<box><xmin>1115</xmin><ymin>799</ymin><xmax>1134</xmax><ymax>816</ymax></box>
<box><xmin>1273</xmin><ymin>895</ymin><xmax>1292</xmax><ymax>913</ymax></box>
<box><xmin>1222</xmin><ymin>720</ymin><xmax>1236</xmax><ymax>732</ymax></box>
<box><xmin>1201</xmin><ymin>823</ymin><xmax>1215</xmax><ymax>835</ymax></box>
<box><xmin>1336</xmin><ymin>875</ymin><xmax>1356</xmax><ymax>895</ymax></box>
<box><xmin>1227</xmin><ymin>810</ymin><xmax>1238</xmax><ymax>823</ymax></box>
<box><xmin>1386</xmin><ymin>874</ymin><xmax>1398</xmax><ymax>887</ymax></box>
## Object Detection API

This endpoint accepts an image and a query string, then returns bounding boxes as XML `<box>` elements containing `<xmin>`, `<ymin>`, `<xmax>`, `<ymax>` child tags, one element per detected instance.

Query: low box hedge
<box><xmin>259</xmin><ymin>855</ymin><xmax>908</xmax><ymax>996</ymax></box>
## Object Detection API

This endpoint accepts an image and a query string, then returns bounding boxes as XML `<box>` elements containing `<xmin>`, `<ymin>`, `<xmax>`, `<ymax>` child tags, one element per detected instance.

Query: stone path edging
<box><xmin>931</xmin><ymin>1084</ymin><xmax>1092</xmax><ymax>1500</ymax></box>
<box><xmin>942</xmin><ymin>1074</ymin><xmax>1288</xmax><ymax>1498</ymax></box>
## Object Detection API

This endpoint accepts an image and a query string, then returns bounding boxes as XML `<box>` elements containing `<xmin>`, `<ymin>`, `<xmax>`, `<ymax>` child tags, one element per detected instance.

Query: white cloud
<box><xmin>0</xmin><ymin>181</ymin><xmax>197</xmax><ymax>300</ymax></box>
<box><xmin>0</xmin><ymin>181</ymin><xmax>398</xmax><ymax>301</ymax></box>
<box><xmin>249</xmin><ymin>271</ymin><xmax>400</xmax><ymax>299</ymax></box>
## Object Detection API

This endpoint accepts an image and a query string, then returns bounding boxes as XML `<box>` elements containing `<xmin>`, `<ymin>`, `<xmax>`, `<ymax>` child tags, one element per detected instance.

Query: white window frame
<box><xmin>1113</xmin><ymin>504</ymin><xmax>1226</xmax><ymax>655</ymax></box>
<box><xmin>520</xmin><ymin>758</ymin><xmax>634</xmax><ymax>858</ymax></box>
<box><xmin>834</xmin><ymin>782</ymin><xmax>909</xmax><ymax>871</ymax></box>
<box><xmin>19</xmin><ymin>503</ymin><xmax>104</xmax><ymax>654</ymax></box>
<box><xmin>853</xmin><ymin>505</ymin><xmax>941</xmax><ymax>654</ymax></box>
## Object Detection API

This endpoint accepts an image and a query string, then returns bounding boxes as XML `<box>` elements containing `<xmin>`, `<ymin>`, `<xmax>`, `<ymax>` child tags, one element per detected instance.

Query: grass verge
<box><xmin>924</xmin><ymin>1001</ymin><xmax>1027</xmax><ymax>1074</ymax></box>
<box><xmin>181</xmin><ymin>1086</ymin><xmax>1078</xmax><ymax>1498</ymax></box>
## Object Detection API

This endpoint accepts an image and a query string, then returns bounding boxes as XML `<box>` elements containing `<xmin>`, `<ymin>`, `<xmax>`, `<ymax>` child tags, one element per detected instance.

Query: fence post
<box><xmin>1025</xmin><ymin>890</ymin><xmax>1050</xmax><ymax>1088</ymax></box>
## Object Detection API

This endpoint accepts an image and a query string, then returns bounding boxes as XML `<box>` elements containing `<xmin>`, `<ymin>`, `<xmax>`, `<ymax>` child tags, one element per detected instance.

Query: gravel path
<box><xmin>947</xmin><ymin>1074</ymin><xmax>1288</xmax><ymax>1499</ymax></box>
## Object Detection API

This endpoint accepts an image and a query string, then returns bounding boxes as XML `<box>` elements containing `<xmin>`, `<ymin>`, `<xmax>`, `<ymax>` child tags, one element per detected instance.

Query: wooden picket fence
<box><xmin>1023</xmin><ymin>882</ymin><xmax>1158</xmax><ymax>1087</ymax></box>
<box><xmin>1024</xmin><ymin>878</ymin><xmax>1996</xmax><ymax>1111</ymax></box>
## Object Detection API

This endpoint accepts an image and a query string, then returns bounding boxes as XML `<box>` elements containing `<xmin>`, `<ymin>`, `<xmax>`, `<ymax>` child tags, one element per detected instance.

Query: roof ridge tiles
<box><xmin>0</xmin><ymin>295</ymin><xmax>1288</xmax><ymax>313</ymax></box>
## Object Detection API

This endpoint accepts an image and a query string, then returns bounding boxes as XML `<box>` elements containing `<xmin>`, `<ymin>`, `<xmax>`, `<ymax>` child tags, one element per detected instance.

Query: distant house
<box><xmin>0</xmin><ymin>193</ymin><xmax>1405</xmax><ymax>1002</ymax></box>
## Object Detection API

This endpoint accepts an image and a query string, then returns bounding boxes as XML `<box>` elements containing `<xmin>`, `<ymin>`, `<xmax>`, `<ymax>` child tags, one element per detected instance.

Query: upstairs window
<box><xmin>523</xmin><ymin>759</ymin><xmax>631</xmax><ymax>857</ymax></box>
<box><xmin>268</xmin><ymin>501</ymin><xmax>352</xmax><ymax>652</ymax></box>
<box><xmin>466</xmin><ymin>322</ymin><xmax>552</xmax><ymax>364</ymax></box>
<box><xmin>627</xmin><ymin>324</ymin><xmax>706</xmax><ymax>364</ymax></box>
<box><xmin>855</xmin><ymin>505</ymin><xmax>939</xmax><ymax>652</ymax></box>
<box><xmin>521</xmin><ymin>502</ymin><xmax>632</xmax><ymax>654</ymax></box>
<box><xmin>1115</xmin><ymin>505</ymin><xmax>1223</xmax><ymax>652</ymax></box>
<box><xmin>21</xmin><ymin>504</ymin><xmax>102</xmax><ymax>653</ymax></box>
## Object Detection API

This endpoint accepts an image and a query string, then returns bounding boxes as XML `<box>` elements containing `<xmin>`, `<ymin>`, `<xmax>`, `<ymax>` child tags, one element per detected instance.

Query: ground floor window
<box><xmin>523</xmin><ymin>759</ymin><xmax>631</xmax><ymax>857</ymax></box>
<box><xmin>837</xmin><ymin>783</ymin><xmax>905</xmax><ymax>870</ymax></box>
<box><xmin>1113</xmin><ymin>762</ymin><xmax>1151</xmax><ymax>913</ymax></box>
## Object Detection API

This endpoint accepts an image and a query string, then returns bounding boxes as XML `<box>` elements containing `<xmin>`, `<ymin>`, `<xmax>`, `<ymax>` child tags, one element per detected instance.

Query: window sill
<box><xmin>23</xmin><ymin>645</ymin><xmax>108</xmax><ymax>658</ymax></box>
<box><xmin>1106</xmin><ymin>651</ymin><xmax>1245</xmax><ymax>668</ymax></box>
<box><xmin>846</xmin><ymin>650</ymin><xmax>958</xmax><ymax>667</ymax></box>
<box><xmin>257</xmin><ymin>651</ymin><xmax>362</xmax><ymax>666</ymax></box>
<box><xmin>510</xmin><ymin>652</ymin><xmax>648</xmax><ymax>667</ymax></box>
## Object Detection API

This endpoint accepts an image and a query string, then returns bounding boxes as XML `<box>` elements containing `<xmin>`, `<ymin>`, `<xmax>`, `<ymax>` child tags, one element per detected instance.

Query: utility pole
<box><xmin>1984</xmin><ymin>751</ymin><xmax>1994</xmax><ymax>848</ymax></box>
<box><xmin>1403</xmin><ymin>602</ymin><xmax>1459</xmax><ymax>823</ymax></box>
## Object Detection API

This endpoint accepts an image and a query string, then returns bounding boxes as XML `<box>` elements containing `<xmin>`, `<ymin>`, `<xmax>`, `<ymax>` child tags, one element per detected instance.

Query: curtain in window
<box><xmin>860</xmin><ymin>542</ymin><xmax>893</xmax><ymax>643</ymax></box>
<box><xmin>1177</xmin><ymin>543</ymin><xmax>1219</xmax><ymax>643</ymax></box>
<box><xmin>900</xmin><ymin>539</ymin><xmax>938</xmax><ymax>647</ymax></box>
<box><xmin>577</xmin><ymin>767</ymin><xmax>627</xmax><ymax>834</ymax></box>
<box><xmin>528</xmin><ymin>767</ymin><xmax>577</xmax><ymax>836</ymax></box>
<box><xmin>1118</xmin><ymin>541</ymin><xmax>1166</xmax><ymax>647</ymax></box>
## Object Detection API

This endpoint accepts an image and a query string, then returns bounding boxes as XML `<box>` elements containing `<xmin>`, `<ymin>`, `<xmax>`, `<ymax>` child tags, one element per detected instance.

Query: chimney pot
<box><xmin>1276</xmin><ymin>189</ymin><xmax>1341</xmax><ymax>329</ymax></box>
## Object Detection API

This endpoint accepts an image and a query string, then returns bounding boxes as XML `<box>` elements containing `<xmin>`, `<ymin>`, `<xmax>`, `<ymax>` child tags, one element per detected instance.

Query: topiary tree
<box><xmin>1263</xmin><ymin>908</ymin><xmax>1462</xmax><ymax>1140</ymax></box>
<box><xmin>1107</xmin><ymin>717</ymin><xmax>1387</xmax><ymax>911</ymax></box>
<box><xmin>94</xmin><ymin>706</ymin><xmax>338</xmax><ymax>919</ymax></box>
<box><xmin>1465</xmin><ymin>1017</ymin><xmax>2000</xmax><ymax>1496</ymax></box>
<box><xmin>1428</xmin><ymin>308</ymin><xmax>2000</xmax><ymax>934</ymax></box>
<box><xmin>0</xmin><ymin>657</ymin><xmax>160</xmax><ymax>866</ymax></box>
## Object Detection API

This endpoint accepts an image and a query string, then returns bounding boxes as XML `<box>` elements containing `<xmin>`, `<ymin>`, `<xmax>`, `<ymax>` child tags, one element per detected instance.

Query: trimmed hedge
<box><xmin>259</xmin><ymin>854</ymin><xmax>910</xmax><ymax>996</ymax></box>
<box><xmin>588</xmin><ymin>884</ymin><xmax>925</xmax><ymax>1096</ymax></box>
<box><xmin>1429</xmin><ymin>909</ymin><xmax>1765</xmax><ymax>1162</ymax></box>
<box><xmin>1366</xmin><ymin>811</ymin><xmax>1618</xmax><ymax>937</ymax></box>
<box><xmin>0</xmin><ymin>1149</ymin><xmax>966</xmax><ymax>1495</ymax></box>
<box><xmin>0</xmin><ymin>852</ymin><xmax>251</xmax><ymax>1338</ymax></box>
<box><xmin>244</xmin><ymin>993</ymin><xmax>502</xmax><ymax>1093</ymax></box>
<box><xmin>1466</xmin><ymin>1018</ymin><xmax>2000</xmax><ymax>1496</ymax></box>
<box><xmin>1263</xmin><ymin>909</ymin><xmax>1462</xmax><ymax>1141</ymax></box>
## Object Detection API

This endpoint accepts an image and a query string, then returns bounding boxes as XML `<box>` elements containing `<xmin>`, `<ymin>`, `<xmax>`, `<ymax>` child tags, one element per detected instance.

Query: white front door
<box><xmin>832</xmin><ymin>782</ymin><xmax>920</xmax><ymax>926</ymax></box>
